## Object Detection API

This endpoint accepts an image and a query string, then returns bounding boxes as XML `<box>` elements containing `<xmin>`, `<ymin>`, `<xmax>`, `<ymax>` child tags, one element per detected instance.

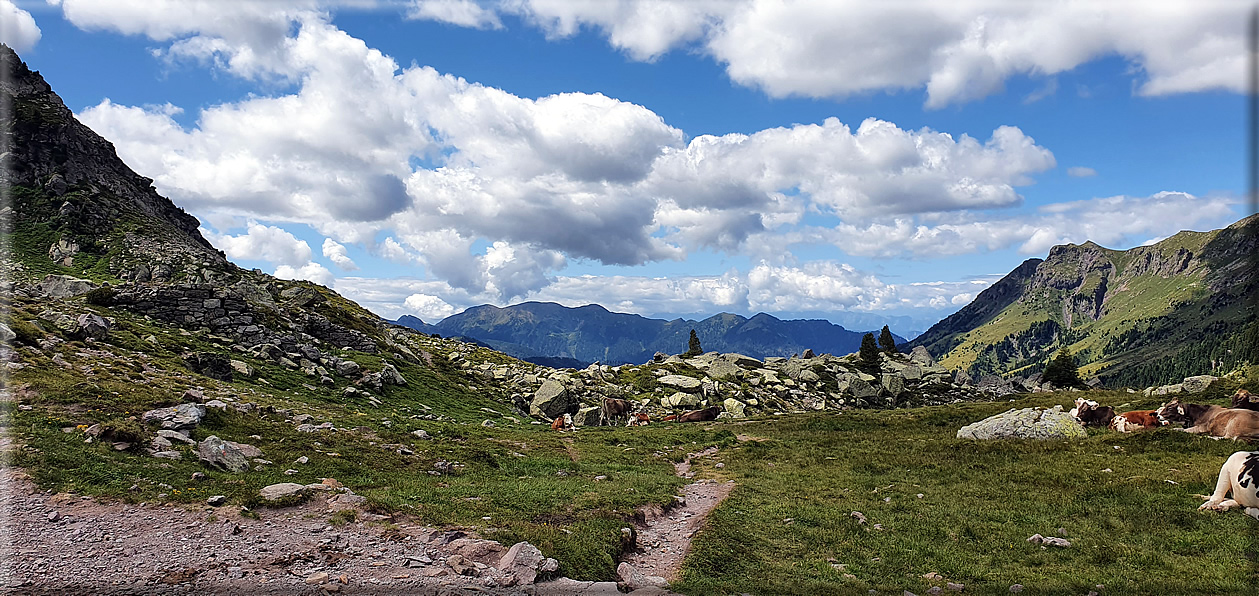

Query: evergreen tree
<box><xmin>878</xmin><ymin>325</ymin><xmax>899</xmax><ymax>354</ymax></box>
<box><xmin>684</xmin><ymin>329</ymin><xmax>703</xmax><ymax>357</ymax></box>
<box><xmin>859</xmin><ymin>332</ymin><xmax>881</xmax><ymax>371</ymax></box>
<box><xmin>1042</xmin><ymin>348</ymin><xmax>1084</xmax><ymax>388</ymax></box>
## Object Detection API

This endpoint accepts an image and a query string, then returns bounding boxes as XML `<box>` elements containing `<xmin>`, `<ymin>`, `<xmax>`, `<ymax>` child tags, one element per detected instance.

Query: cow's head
<box><xmin>1155</xmin><ymin>398</ymin><xmax>1189</xmax><ymax>426</ymax></box>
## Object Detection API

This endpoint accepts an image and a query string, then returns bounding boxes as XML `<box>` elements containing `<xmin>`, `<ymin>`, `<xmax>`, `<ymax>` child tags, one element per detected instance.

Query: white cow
<box><xmin>1199</xmin><ymin>451</ymin><xmax>1259</xmax><ymax>520</ymax></box>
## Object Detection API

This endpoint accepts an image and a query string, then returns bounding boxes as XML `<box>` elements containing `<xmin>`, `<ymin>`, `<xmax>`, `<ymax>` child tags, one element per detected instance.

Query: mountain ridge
<box><xmin>395</xmin><ymin>301</ymin><xmax>906</xmax><ymax>366</ymax></box>
<box><xmin>907</xmin><ymin>215</ymin><xmax>1258</xmax><ymax>386</ymax></box>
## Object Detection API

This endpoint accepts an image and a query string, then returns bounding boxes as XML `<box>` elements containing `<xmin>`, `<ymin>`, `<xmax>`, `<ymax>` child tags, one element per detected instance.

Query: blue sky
<box><xmin>4</xmin><ymin>0</ymin><xmax>1250</xmax><ymax>338</ymax></box>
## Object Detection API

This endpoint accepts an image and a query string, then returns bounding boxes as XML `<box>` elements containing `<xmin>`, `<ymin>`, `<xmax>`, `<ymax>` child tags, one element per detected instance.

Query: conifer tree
<box><xmin>878</xmin><ymin>325</ymin><xmax>899</xmax><ymax>354</ymax></box>
<box><xmin>1042</xmin><ymin>348</ymin><xmax>1084</xmax><ymax>388</ymax></box>
<box><xmin>684</xmin><ymin>329</ymin><xmax>703</xmax><ymax>357</ymax></box>
<box><xmin>859</xmin><ymin>332</ymin><xmax>881</xmax><ymax>371</ymax></box>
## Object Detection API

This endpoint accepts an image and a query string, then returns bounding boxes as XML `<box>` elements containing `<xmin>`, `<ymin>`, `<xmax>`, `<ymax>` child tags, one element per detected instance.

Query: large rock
<box><xmin>721</xmin><ymin>353</ymin><xmax>762</xmax><ymax>368</ymax></box>
<box><xmin>184</xmin><ymin>352</ymin><xmax>234</xmax><ymax>382</ymax></box>
<box><xmin>1181</xmin><ymin>375</ymin><xmax>1217</xmax><ymax>393</ymax></box>
<box><xmin>74</xmin><ymin>314</ymin><xmax>110</xmax><ymax>340</ymax></box>
<box><xmin>722</xmin><ymin>398</ymin><xmax>747</xmax><ymax>418</ymax></box>
<box><xmin>846</xmin><ymin>375</ymin><xmax>878</xmax><ymax>400</ymax></box>
<box><xmin>881</xmin><ymin>374</ymin><xmax>905</xmax><ymax>397</ymax></box>
<box><xmin>908</xmin><ymin>346</ymin><xmax>935</xmax><ymax>367</ymax></box>
<box><xmin>259</xmin><ymin>483</ymin><xmax>309</xmax><ymax>501</ymax></box>
<box><xmin>335</xmin><ymin>360</ymin><xmax>361</xmax><ymax>376</ymax></box>
<box><xmin>662</xmin><ymin>392</ymin><xmax>700</xmax><ymax>409</ymax></box>
<box><xmin>616</xmin><ymin>562</ymin><xmax>667</xmax><ymax>590</ymax></box>
<box><xmin>197</xmin><ymin>435</ymin><xmax>250</xmax><ymax>472</ymax></box>
<box><xmin>498</xmin><ymin>542</ymin><xmax>558</xmax><ymax>586</ymax></box>
<box><xmin>380</xmin><ymin>363</ymin><xmax>407</xmax><ymax>386</ymax></box>
<box><xmin>957</xmin><ymin>406</ymin><xmax>1088</xmax><ymax>440</ymax></box>
<box><xmin>658</xmin><ymin>375</ymin><xmax>702</xmax><ymax>392</ymax></box>
<box><xmin>573</xmin><ymin>406</ymin><xmax>602</xmax><ymax>427</ymax></box>
<box><xmin>530</xmin><ymin>380</ymin><xmax>571</xmax><ymax>418</ymax></box>
<box><xmin>38</xmin><ymin>274</ymin><xmax>95</xmax><ymax>299</ymax></box>
<box><xmin>706</xmin><ymin>359</ymin><xmax>741</xmax><ymax>381</ymax></box>
<box><xmin>142</xmin><ymin>403</ymin><xmax>205</xmax><ymax>431</ymax></box>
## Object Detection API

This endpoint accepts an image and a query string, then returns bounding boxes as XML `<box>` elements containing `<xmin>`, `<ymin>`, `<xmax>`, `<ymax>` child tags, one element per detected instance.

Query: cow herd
<box><xmin>1068</xmin><ymin>389</ymin><xmax>1259</xmax><ymax>440</ymax></box>
<box><xmin>1069</xmin><ymin>389</ymin><xmax>1259</xmax><ymax>520</ymax></box>
<box><xmin>548</xmin><ymin>390</ymin><xmax>1259</xmax><ymax>520</ymax></box>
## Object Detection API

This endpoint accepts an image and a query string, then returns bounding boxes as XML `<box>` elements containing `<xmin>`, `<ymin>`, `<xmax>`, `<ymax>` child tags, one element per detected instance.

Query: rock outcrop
<box><xmin>957</xmin><ymin>406</ymin><xmax>1087</xmax><ymax>440</ymax></box>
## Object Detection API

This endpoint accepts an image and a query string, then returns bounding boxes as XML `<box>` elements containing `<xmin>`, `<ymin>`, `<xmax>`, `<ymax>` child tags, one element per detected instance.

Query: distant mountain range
<box><xmin>908</xmin><ymin>214</ymin><xmax>1258</xmax><ymax>387</ymax></box>
<box><xmin>395</xmin><ymin>302</ymin><xmax>905</xmax><ymax>366</ymax></box>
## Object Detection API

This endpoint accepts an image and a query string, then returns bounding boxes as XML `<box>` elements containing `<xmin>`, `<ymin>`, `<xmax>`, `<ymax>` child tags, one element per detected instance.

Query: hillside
<box><xmin>908</xmin><ymin>215</ymin><xmax>1259</xmax><ymax>387</ymax></box>
<box><xmin>398</xmin><ymin>302</ymin><xmax>905</xmax><ymax>366</ymax></box>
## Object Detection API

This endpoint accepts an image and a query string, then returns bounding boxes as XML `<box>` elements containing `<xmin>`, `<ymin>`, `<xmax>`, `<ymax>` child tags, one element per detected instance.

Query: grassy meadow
<box><xmin>4</xmin><ymin>295</ymin><xmax>1258</xmax><ymax>594</ymax></box>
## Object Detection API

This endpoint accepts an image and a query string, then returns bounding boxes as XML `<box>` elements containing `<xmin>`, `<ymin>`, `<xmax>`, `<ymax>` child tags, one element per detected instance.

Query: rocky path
<box><xmin>0</xmin><ymin>463</ymin><xmax>667</xmax><ymax>595</ymax></box>
<box><xmin>619</xmin><ymin>446</ymin><xmax>736</xmax><ymax>584</ymax></box>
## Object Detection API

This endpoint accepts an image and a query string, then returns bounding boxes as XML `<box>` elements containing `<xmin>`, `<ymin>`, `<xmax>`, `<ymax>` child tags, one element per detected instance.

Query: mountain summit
<box><xmin>1</xmin><ymin>43</ymin><xmax>226</xmax><ymax>284</ymax></box>
<box><xmin>908</xmin><ymin>214</ymin><xmax>1258</xmax><ymax>387</ymax></box>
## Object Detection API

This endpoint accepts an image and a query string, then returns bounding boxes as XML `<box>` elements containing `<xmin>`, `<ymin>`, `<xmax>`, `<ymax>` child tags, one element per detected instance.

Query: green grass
<box><xmin>672</xmin><ymin>391</ymin><xmax>1259</xmax><ymax>595</ymax></box>
<box><xmin>8</xmin><ymin>288</ymin><xmax>1259</xmax><ymax>593</ymax></box>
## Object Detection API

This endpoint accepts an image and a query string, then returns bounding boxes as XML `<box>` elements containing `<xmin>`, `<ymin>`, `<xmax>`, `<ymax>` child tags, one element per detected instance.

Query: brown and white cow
<box><xmin>1109</xmin><ymin>410</ymin><xmax>1165</xmax><ymax>433</ymax></box>
<box><xmin>1198</xmin><ymin>451</ymin><xmax>1259</xmax><ymax>520</ymax></box>
<box><xmin>677</xmin><ymin>406</ymin><xmax>722</xmax><ymax>423</ymax></box>
<box><xmin>1072</xmin><ymin>399</ymin><xmax>1115</xmax><ymax>428</ymax></box>
<box><xmin>1156</xmin><ymin>398</ymin><xmax>1259</xmax><ymax>440</ymax></box>
<box><xmin>627</xmin><ymin>412</ymin><xmax>651</xmax><ymax>427</ymax></box>
<box><xmin>602</xmin><ymin>398</ymin><xmax>634</xmax><ymax>426</ymax></box>
<box><xmin>1231</xmin><ymin>389</ymin><xmax>1259</xmax><ymax>411</ymax></box>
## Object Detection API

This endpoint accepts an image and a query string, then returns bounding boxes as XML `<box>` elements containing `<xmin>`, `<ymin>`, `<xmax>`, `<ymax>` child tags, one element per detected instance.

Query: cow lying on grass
<box><xmin>1110</xmin><ymin>410</ymin><xmax>1164</xmax><ymax>433</ymax></box>
<box><xmin>1072</xmin><ymin>399</ymin><xmax>1115</xmax><ymax>428</ymax></box>
<box><xmin>676</xmin><ymin>406</ymin><xmax>721</xmax><ymax>423</ymax></box>
<box><xmin>1199</xmin><ymin>451</ymin><xmax>1259</xmax><ymax>520</ymax></box>
<box><xmin>1156</xmin><ymin>397</ymin><xmax>1259</xmax><ymax>440</ymax></box>
<box><xmin>1232</xmin><ymin>389</ymin><xmax>1259</xmax><ymax>411</ymax></box>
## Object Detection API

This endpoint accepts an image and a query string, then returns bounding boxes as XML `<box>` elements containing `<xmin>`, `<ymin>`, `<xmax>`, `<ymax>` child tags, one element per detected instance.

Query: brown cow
<box><xmin>1073</xmin><ymin>400</ymin><xmax>1115</xmax><ymax>428</ymax></box>
<box><xmin>602</xmin><ymin>398</ymin><xmax>633</xmax><ymax>426</ymax></box>
<box><xmin>628</xmin><ymin>412</ymin><xmax>651</xmax><ymax>427</ymax></box>
<box><xmin>1156</xmin><ymin>397</ymin><xmax>1259</xmax><ymax>440</ymax></box>
<box><xmin>1110</xmin><ymin>410</ymin><xmax>1165</xmax><ymax>433</ymax></box>
<box><xmin>661</xmin><ymin>414</ymin><xmax>678</xmax><ymax>422</ymax></box>
<box><xmin>551</xmin><ymin>416</ymin><xmax>565</xmax><ymax>431</ymax></box>
<box><xmin>1231</xmin><ymin>389</ymin><xmax>1259</xmax><ymax>411</ymax></box>
<box><xmin>677</xmin><ymin>406</ymin><xmax>722</xmax><ymax>423</ymax></box>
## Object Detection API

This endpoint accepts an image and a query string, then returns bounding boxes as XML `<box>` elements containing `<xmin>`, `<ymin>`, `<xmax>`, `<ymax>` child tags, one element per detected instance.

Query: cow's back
<box><xmin>1195</xmin><ymin>407</ymin><xmax>1259</xmax><ymax>439</ymax></box>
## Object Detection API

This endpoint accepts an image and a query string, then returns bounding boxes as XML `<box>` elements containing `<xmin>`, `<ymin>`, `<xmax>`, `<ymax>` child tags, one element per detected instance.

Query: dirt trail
<box><xmin>620</xmin><ymin>446</ymin><xmax>736</xmax><ymax>582</ymax></box>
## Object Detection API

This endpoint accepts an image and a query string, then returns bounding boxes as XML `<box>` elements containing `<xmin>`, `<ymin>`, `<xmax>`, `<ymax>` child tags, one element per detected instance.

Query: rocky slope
<box><xmin>397</xmin><ymin>302</ymin><xmax>905</xmax><ymax>366</ymax></box>
<box><xmin>907</xmin><ymin>214</ymin><xmax>1258</xmax><ymax>387</ymax></box>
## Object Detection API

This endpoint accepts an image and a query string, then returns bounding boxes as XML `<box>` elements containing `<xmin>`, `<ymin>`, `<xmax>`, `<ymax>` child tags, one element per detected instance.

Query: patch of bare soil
<box><xmin>0</xmin><ymin>465</ymin><xmax>574</xmax><ymax>595</ymax></box>
<box><xmin>621</xmin><ymin>447</ymin><xmax>735</xmax><ymax>582</ymax></box>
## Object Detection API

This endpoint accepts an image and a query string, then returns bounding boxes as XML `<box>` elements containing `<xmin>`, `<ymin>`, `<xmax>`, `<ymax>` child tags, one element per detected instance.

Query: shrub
<box><xmin>85</xmin><ymin>286</ymin><xmax>116</xmax><ymax>306</ymax></box>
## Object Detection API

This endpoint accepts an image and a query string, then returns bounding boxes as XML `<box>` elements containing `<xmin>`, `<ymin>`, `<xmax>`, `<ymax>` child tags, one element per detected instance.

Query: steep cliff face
<box><xmin>1</xmin><ymin>44</ymin><xmax>226</xmax><ymax>283</ymax></box>
<box><xmin>907</xmin><ymin>214</ymin><xmax>1258</xmax><ymax>386</ymax></box>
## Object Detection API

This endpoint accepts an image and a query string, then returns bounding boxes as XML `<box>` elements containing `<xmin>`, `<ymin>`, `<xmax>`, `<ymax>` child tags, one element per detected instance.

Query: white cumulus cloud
<box><xmin>408</xmin><ymin>0</ymin><xmax>502</xmax><ymax>29</ymax></box>
<box><xmin>201</xmin><ymin>222</ymin><xmax>312</xmax><ymax>266</ymax></box>
<box><xmin>274</xmin><ymin>262</ymin><xmax>334</xmax><ymax>286</ymax></box>
<box><xmin>0</xmin><ymin>0</ymin><xmax>41</xmax><ymax>52</ymax></box>
<box><xmin>322</xmin><ymin>238</ymin><xmax>358</xmax><ymax>271</ymax></box>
